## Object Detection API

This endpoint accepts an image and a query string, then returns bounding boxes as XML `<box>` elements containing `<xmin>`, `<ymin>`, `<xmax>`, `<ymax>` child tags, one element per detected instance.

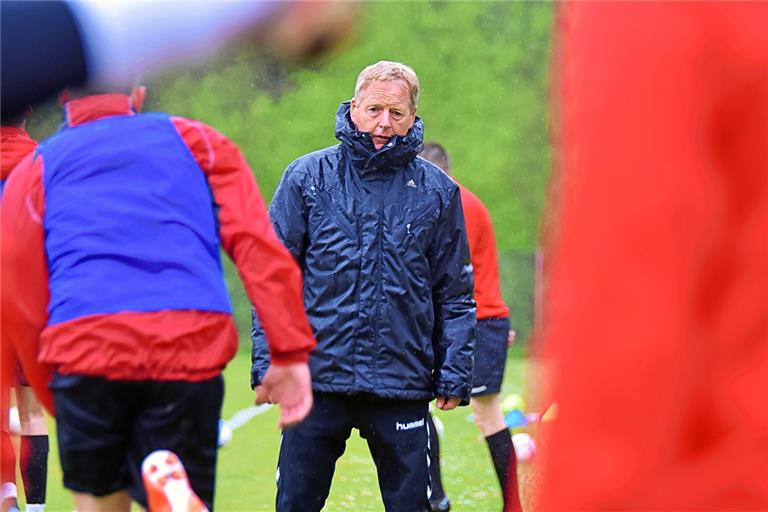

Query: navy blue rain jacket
<box><xmin>251</xmin><ymin>102</ymin><xmax>476</xmax><ymax>402</ymax></box>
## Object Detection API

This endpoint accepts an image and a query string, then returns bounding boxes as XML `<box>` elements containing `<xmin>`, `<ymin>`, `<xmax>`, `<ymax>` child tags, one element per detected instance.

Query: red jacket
<box><xmin>1</xmin><ymin>95</ymin><xmax>316</xmax><ymax>412</ymax></box>
<box><xmin>459</xmin><ymin>185</ymin><xmax>509</xmax><ymax>320</ymax></box>
<box><xmin>0</xmin><ymin>125</ymin><xmax>37</xmax><ymax>486</ymax></box>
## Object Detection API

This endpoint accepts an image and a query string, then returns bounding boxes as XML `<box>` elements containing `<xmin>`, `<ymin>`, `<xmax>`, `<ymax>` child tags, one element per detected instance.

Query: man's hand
<box><xmin>435</xmin><ymin>396</ymin><xmax>462</xmax><ymax>411</ymax></box>
<box><xmin>507</xmin><ymin>329</ymin><xmax>517</xmax><ymax>347</ymax></box>
<box><xmin>255</xmin><ymin>362</ymin><xmax>312</xmax><ymax>429</ymax></box>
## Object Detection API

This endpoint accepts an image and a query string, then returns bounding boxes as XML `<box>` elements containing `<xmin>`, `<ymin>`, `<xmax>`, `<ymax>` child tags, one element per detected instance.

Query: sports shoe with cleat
<box><xmin>142</xmin><ymin>450</ymin><xmax>208</xmax><ymax>512</ymax></box>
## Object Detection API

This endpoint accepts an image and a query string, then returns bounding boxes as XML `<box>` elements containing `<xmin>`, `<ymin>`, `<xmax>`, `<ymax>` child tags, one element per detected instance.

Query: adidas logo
<box><xmin>406</xmin><ymin>179</ymin><xmax>417</xmax><ymax>188</ymax></box>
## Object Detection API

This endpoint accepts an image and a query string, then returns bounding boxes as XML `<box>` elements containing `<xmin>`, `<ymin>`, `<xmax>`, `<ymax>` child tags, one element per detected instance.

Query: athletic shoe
<box><xmin>141</xmin><ymin>450</ymin><xmax>208</xmax><ymax>512</ymax></box>
<box><xmin>430</xmin><ymin>495</ymin><xmax>451</xmax><ymax>512</ymax></box>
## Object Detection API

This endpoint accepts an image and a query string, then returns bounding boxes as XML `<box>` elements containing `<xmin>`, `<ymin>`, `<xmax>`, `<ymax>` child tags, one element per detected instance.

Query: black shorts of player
<box><xmin>470</xmin><ymin>317</ymin><xmax>510</xmax><ymax>397</ymax></box>
<box><xmin>50</xmin><ymin>372</ymin><xmax>223</xmax><ymax>509</ymax></box>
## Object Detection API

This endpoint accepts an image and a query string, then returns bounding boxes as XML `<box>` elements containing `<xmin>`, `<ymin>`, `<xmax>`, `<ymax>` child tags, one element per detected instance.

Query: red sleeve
<box><xmin>171</xmin><ymin>117</ymin><xmax>315</xmax><ymax>364</ymax></box>
<box><xmin>0</xmin><ymin>154</ymin><xmax>54</xmax><ymax>412</ymax></box>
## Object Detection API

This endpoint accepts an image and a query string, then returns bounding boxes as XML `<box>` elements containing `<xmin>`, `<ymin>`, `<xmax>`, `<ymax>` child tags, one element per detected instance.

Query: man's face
<box><xmin>350</xmin><ymin>79</ymin><xmax>416</xmax><ymax>150</ymax></box>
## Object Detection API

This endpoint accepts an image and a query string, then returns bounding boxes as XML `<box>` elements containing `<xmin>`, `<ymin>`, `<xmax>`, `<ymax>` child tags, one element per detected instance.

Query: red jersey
<box><xmin>459</xmin><ymin>185</ymin><xmax>509</xmax><ymax>320</ymax></box>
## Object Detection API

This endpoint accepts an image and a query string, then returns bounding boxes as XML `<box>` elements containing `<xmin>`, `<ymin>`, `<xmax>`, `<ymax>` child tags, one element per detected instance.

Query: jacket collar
<box><xmin>63</xmin><ymin>94</ymin><xmax>136</xmax><ymax>127</ymax></box>
<box><xmin>334</xmin><ymin>101</ymin><xmax>424</xmax><ymax>174</ymax></box>
<box><xmin>1</xmin><ymin>127</ymin><xmax>37</xmax><ymax>178</ymax></box>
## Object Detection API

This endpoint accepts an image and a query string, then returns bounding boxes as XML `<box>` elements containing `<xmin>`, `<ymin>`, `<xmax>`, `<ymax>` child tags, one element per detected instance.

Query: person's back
<box><xmin>1</xmin><ymin>90</ymin><xmax>316</xmax><ymax>512</ymax></box>
<box><xmin>37</xmin><ymin>97</ymin><xmax>235</xmax><ymax>377</ymax></box>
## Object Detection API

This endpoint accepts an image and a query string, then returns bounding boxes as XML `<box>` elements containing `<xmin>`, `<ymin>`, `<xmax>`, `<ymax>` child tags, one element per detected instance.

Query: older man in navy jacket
<box><xmin>252</xmin><ymin>60</ymin><xmax>475</xmax><ymax>512</ymax></box>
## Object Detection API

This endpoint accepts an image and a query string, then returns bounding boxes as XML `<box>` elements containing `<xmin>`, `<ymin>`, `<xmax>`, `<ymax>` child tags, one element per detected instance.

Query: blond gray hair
<box><xmin>354</xmin><ymin>60</ymin><xmax>420</xmax><ymax>111</ymax></box>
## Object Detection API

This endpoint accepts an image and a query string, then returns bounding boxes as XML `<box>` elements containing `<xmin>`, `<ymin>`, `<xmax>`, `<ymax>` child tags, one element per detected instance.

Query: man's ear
<box><xmin>130</xmin><ymin>86</ymin><xmax>146</xmax><ymax>112</ymax></box>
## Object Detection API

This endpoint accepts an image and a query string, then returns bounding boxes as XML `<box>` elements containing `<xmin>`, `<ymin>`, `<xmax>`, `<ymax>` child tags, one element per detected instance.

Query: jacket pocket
<box><xmin>311</xmin><ymin>187</ymin><xmax>357</xmax><ymax>240</ymax></box>
<box><xmin>405</xmin><ymin>199</ymin><xmax>438</xmax><ymax>244</ymax></box>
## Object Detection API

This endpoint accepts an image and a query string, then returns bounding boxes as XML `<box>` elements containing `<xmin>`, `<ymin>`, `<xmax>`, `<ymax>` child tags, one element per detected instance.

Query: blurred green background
<box><xmin>29</xmin><ymin>1</ymin><xmax>553</xmax><ymax>342</ymax></box>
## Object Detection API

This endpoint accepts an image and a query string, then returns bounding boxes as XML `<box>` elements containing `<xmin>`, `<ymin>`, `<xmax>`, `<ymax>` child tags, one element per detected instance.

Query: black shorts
<box><xmin>50</xmin><ymin>372</ymin><xmax>223</xmax><ymax>509</ymax></box>
<box><xmin>470</xmin><ymin>317</ymin><xmax>510</xmax><ymax>397</ymax></box>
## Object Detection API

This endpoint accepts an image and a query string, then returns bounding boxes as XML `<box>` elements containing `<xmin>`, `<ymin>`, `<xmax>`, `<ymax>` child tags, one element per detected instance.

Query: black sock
<box><xmin>426</xmin><ymin>414</ymin><xmax>446</xmax><ymax>502</ymax></box>
<box><xmin>20</xmin><ymin>435</ymin><xmax>48</xmax><ymax>505</ymax></box>
<box><xmin>485</xmin><ymin>429</ymin><xmax>522</xmax><ymax>512</ymax></box>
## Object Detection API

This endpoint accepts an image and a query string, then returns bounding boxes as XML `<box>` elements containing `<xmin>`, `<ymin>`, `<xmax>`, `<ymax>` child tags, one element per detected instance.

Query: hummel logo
<box><xmin>395</xmin><ymin>418</ymin><xmax>425</xmax><ymax>431</ymax></box>
<box><xmin>406</xmin><ymin>179</ymin><xmax>417</xmax><ymax>188</ymax></box>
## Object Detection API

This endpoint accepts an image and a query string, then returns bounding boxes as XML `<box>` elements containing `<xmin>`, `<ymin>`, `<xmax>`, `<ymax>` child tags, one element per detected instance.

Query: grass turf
<box><xmin>29</xmin><ymin>348</ymin><xmax>536</xmax><ymax>511</ymax></box>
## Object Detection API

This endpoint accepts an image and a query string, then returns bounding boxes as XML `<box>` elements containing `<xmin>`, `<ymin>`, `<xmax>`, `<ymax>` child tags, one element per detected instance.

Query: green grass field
<box><xmin>25</xmin><ymin>348</ymin><xmax>536</xmax><ymax>511</ymax></box>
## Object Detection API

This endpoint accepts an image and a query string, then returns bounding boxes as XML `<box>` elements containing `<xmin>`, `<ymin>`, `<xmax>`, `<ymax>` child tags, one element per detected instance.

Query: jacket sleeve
<box><xmin>172</xmin><ymin>117</ymin><xmax>315</xmax><ymax>366</ymax></box>
<box><xmin>430</xmin><ymin>185</ymin><xmax>476</xmax><ymax>403</ymax></box>
<box><xmin>250</xmin><ymin>161</ymin><xmax>309</xmax><ymax>386</ymax></box>
<box><xmin>0</xmin><ymin>154</ymin><xmax>54</xmax><ymax>413</ymax></box>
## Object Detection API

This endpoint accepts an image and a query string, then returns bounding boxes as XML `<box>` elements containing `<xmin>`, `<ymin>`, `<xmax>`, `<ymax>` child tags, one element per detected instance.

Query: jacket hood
<box><xmin>334</xmin><ymin>101</ymin><xmax>424</xmax><ymax>173</ymax></box>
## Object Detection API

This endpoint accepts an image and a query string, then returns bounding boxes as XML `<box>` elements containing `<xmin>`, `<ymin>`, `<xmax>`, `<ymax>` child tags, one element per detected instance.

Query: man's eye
<box><xmin>368</xmin><ymin>107</ymin><xmax>380</xmax><ymax>113</ymax></box>
<box><xmin>392</xmin><ymin>111</ymin><xmax>403</xmax><ymax>118</ymax></box>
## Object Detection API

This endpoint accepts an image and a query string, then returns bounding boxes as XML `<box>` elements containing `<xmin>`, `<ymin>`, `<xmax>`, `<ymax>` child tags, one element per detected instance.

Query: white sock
<box><xmin>25</xmin><ymin>504</ymin><xmax>45</xmax><ymax>512</ymax></box>
<box><xmin>1</xmin><ymin>482</ymin><xmax>17</xmax><ymax>500</ymax></box>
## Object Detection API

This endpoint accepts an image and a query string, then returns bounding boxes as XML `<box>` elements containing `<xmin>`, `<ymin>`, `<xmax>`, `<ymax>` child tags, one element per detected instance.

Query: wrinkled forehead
<box><xmin>357</xmin><ymin>79</ymin><xmax>413</xmax><ymax>109</ymax></box>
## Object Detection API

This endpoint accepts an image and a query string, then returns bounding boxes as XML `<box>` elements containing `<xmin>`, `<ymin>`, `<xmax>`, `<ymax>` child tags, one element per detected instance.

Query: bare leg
<box><xmin>15</xmin><ymin>387</ymin><xmax>47</xmax><ymax>436</ymax></box>
<box><xmin>470</xmin><ymin>394</ymin><xmax>506</xmax><ymax>437</ymax></box>
<box><xmin>71</xmin><ymin>490</ymin><xmax>132</xmax><ymax>512</ymax></box>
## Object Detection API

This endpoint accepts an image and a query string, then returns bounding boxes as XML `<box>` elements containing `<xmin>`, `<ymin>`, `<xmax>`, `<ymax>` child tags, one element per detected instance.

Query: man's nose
<box><xmin>378</xmin><ymin>110</ymin><xmax>391</xmax><ymax>129</ymax></box>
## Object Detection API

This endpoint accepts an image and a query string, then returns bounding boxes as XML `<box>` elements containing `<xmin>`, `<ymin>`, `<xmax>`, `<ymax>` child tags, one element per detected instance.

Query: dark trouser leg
<box><xmin>485</xmin><ymin>429</ymin><xmax>522</xmax><ymax>512</ymax></box>
<box><xmin>359</xmin><ymin>399</ymin><xmax>430</xmax><ymax>512</ymax></box>
<box><xmin>276</xmin><ymin>393</ymin><xmax>352</xmax><ymax>512</ymax></box>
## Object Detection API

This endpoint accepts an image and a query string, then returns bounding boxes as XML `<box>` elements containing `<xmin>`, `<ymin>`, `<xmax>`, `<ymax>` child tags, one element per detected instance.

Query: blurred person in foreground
<box><xmin>420</xmin><ymin>142</ymin><xmax>522</xmax><ymax>512</ymax></box>
<box><xmin>0</xmin><ymin>0</ymin><xmax>360</xmax><ymax>123</ymax></box>
<box><xmin>1</xmin><ymin>112</ymin><xmax>49</xmax><ymax>512</ymax></box>
<box><xmin>540</xmin><ymin>2</ymin><xmax>768</xmax><ymax>509</ymax></box>
<box><xmin>0</xmin><ymin>85</ymin><xmax>316</xmax><ymax>512</ymax></box>
<box><xmin>251</xmin><ymin>61</ymin><xmax>476</xmax><ymax>512</ymax></box>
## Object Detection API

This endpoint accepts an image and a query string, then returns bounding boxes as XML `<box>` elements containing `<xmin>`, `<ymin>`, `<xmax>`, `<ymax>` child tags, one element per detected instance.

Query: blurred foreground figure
<box><xmin>541</xmin><ymin>2</ymin><xmax>768</xmax><ymax>509</ymax></box>
<box><xmin>0</xmin><ymin>0</ymin><xmax>360</xmax><ymax>123</ymax></box>
<box><xmin>0</xmin><ymin>87</ymin><xmax>316</xmax><ymax>512</ymax></box>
